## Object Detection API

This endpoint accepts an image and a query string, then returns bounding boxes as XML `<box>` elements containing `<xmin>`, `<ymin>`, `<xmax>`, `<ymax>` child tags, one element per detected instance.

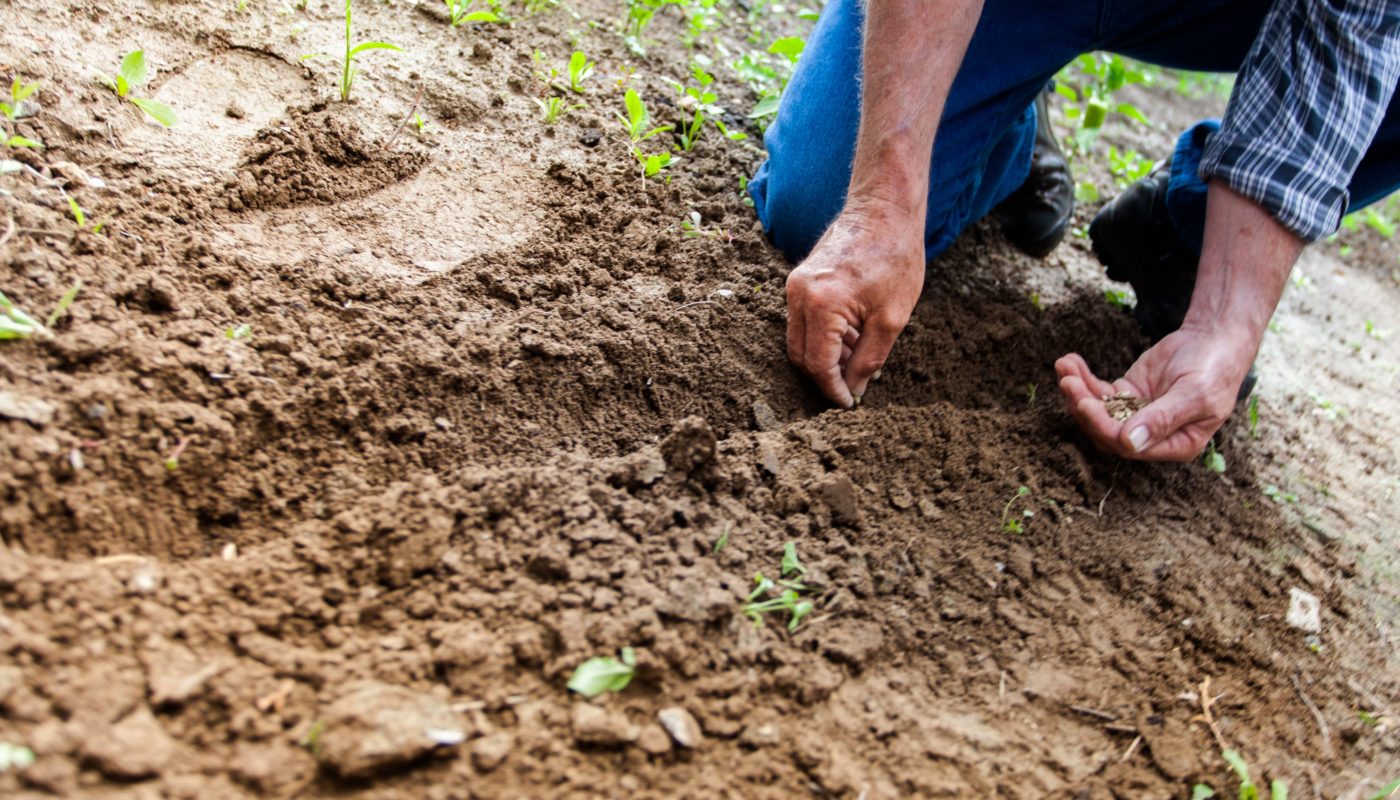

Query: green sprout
<box><xmin>1027</xmin><ymin>383</ymin><xmax>1038</xmax><ymax>406</ymax></box>
<box><xmin>1247</xmin><ymin>395</ymin><xmax>1260</xmax><ymax>439</ymax></box>
<box><xmin>712</xmin><ymin>522</ymin><xmax>730</xmax><ymax>554</ymax></box>
<box><xmin>1262</xmin><ymin>484</ymin><xmax>1298</xmax><ymax>504</ymax></box>
<box><xmin>66</xmin><ymin>196</ymin><xmax>105</xmax><ymax>233</ymax></box>
<box><xmin>45</xmin><ymin>279</ymin><xmax>81</xmax><ymax>328</ymax></box>
<box><xmin>566</xmin><ymin>50</ymin><xmax>594</xmax><ymax>93</ymax></box>
<box><xmin>226</xmin><ymin>323</ymin><xmax>253</xmax><ymax>340</ymax></box>
<box><xmin>0</xmin><ymin>742</ymin><xmax>36</xmax><ymax>772</ymax></box>
<box><xmin>567</xmin><ymin>647</ymin><xmax>636</xmax><ymax>698</ymax></box>
<box><xmin>1366</xmin><ymin>319</ymin><xmax>1387</xmax><ymax>340</ymax></box>
<box><xmin>0</xmin><ymin>290</ymin><xmax>46</xmax><ymax>340</ymax></box>
<box><xmin>743</xmin><ymin>572</ymin><xmax>813</xmax><ymax>631</ymax></box>
<box><xmin>298</xmin><ymin>720</ymin><xmax>325</xmax><ymax>757</ymax></box>
<box><xmin>1001</xmin><ymin>485</ymin><xmax>1031</xmax><ymax>533</ymax></box>
<box><xmin>616</xmin><ymin>87</ymin><xmax>671</xmax><ymax>143</ymax></box>
<box><xmin>97</xmin><ymin>51</ymin><xmax>177</xmax><ymax>127</ymax></box>
<box><xmin>1</xmin><ymin>77</ymin><xmax>39</xmax><ymax>121</ymax></box>
<box><xmin>780</xmin><ymin>540</ymin><xmax>806</xmax><ymax>578</ymax></box>
<box><xmin>1203</xmin><ymin>441</ymin><xmax>1226</xmax><ymax>474</ymax></box>
<box><xmin>443</xmin><ymin>0</ymin><xmax>500</xmax><ymax>26</ymax></box>
<box><xmin>302</xmin><ymin>0</ymin><xmax>401</xmax><ymax>102</ymax></box>
<box><xmin>1104</xmin><ymin>288</ymin><xmax>1133</xmax><ymax>309</ymax></box>
<box><xmin>1371</xmin><ymin>778</ymin><xmax>1400</xmax><ymax>799</ymax></box>
<box><xmin>633</xmin><ymin>149</ymin><xmax>674</xmax><ymax>183</ymax></box>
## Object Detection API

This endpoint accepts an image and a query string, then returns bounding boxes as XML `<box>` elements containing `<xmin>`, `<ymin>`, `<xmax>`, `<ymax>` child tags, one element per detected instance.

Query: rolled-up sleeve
<box><xmin>1199</xmin><ymin>0</ymin><xmax>1400</xmax><ymax>242</ymax></box>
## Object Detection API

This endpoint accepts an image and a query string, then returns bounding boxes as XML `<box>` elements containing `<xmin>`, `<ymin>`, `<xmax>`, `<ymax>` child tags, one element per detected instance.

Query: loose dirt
<box><xmin>1</xmin><ymin>1</ymin><xmax>1397</xmax><ymax>798</ymax></box>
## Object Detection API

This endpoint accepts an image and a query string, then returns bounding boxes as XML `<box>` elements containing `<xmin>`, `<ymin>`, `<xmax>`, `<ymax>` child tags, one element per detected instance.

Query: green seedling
<box><xmin>1053</xmin><ymin>52</ymin><xmax>1152</xmax><ymax>152</ymax></box>
<box><xmin>1</xmin><ymin>77</ymin><xmax>39</xmax><ymax>121</ymax></box>
<box><xmin>1247</xmin><ymin>395</ymin><xmax>1260</xmax><ymax>439</ymax></box>
<box><xmin>444</xmin><ymin>0</ymin><xmax>500</xmax><ymax>25</ymax></box>
<box><xmin>767</xmin><ymin>36</ymin><xmax>805</xmax><ymax>64</ymax></box>
<box><xmin>712</xmin><ymin>522</ymin><xmax>731</xmax><ymax>553</ymax></box>
<box><xmin>677</xmin><ymin>109</ymin><xmax>704</xmax><ymax>151</ymax></box>
<box><xmin>98</xmin><ymin>51</ymin><xmax>177</xmax><ymax>127</ymax></box>
<box><xmin>163</xmin><ymin>436</ymin><xmax>191</xmax><ymax>471</ymax></box>
<box><xmin>1104</xmin><ymin>288</ymin><xmax>1133</xmax><ymax>309</ymax></box>
<box><xmin>617</xmin><ymin>88</ymin><xmax>671</xmax><ymax>143</ymax></box>
<box><xmin>1309</xmin><ymin>391</ymin><xmax>1342</xmax><ymax>421</ymax></box>
<box><xmin>302</xmin><ymin>0</ymin><xmax>401</xmax><ymax>102</ymax></box>
<box><xmin>1000</xmin><ymin>485</ymin><xmax>1032</xmax><ymax>533</ymax></box>
<box><xmin>781</xmin><ymin>540</ymin><xmax>806</xmax><ymax>577</ymax></box>
<box><xmin>1203</xmin><ymin>441</ymin><xmax>1226</xmax><ymax>473</ymax></box>
<box><xmin>45</xmin><ymin>279</ymin><xmax>82</xmax><ymax>329</ymax></box>
<box><xmin>226</xmin><ymin>323</ymin><xmax>253</xmax><ymax>340</ymax></box>
<box><xmin>567</xmin><ymin>647</ymin><xmax>636</xmax><ymax>697</ymax></box>
<box><xmin>1107</xmin><ymin>145</ymin><xmax>1152</xmax><ymax>187</ymax></box>
<box><xmin>1372</xmin><ymin>778</ymin><xmax>1400</xmax><ymax>799</ymax></box>
<box><xmin>633</xmin><ymin>148</ymin><xmax>674</xmax><ymax>182</ymax></box>
<box><xmin>1222</xmin><ymin>749</ymin><xmax>1288</xmax><ymax>800</ymax></box>
<box><xmin>1074</xmin><ymin>179</ymin><xmax>1101</xmax><ymax>204</ymax></box>
<box><xmin>534</xmin><ymin>95</ymin><xmax>580</xmax><ymax>125</ymax></box>
<box><xmin>1262</xmin><ymin>484</ymin><xmax>1298</xmax><ymax>504</ymax></box>
<box><xmin>298</xmin><ymin>720</ymin><xmax>325</xmax><ymax>756</ymax></box>
<box><xmin>1366</xmin><ymin>320</ymin><xmax>1387</xmax><ymax>340</ymax></box>
<box><xmin>0</xmin><ymin>742</ymin><xmax>36</xmax><ymax>772</ymax></box>
<box><xmin>66</xmin><ymin>196</ymin><xmax>105</xmax><ymax>233</ymax></box>
<box><xmin>1027</xmin><ymin>383</ymin><xmax>1038</xmax><ymax>406</ymax></box>
<box><xmin>567</xmin><ymin>50</ymin><xmax>594</xmax><ymax>93</ymax></box>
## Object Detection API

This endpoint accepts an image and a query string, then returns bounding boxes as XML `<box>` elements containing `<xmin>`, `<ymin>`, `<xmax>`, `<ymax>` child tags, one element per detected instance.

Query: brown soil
<box><xmin>1</xmin><ymin>2</ymin><xmax>1398</xmax><ymax>798</ymax></box>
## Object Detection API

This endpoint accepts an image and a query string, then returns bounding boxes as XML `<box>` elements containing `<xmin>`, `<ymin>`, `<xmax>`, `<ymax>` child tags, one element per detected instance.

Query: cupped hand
<box><xmin>1055</xmin><ymin>323</ymin><xmax>1259</xmax><ymax>461</ymax></box>
<box><xmin>785</xmin><ymin>203</ymin><xmax>926</xmax><ymax>408</ymax></box>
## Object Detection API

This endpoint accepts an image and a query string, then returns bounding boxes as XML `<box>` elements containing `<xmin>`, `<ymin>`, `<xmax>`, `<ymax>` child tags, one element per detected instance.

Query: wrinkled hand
<box><xmin>785</xmin><ymin>204</ymin><xmax>926</xmax><ymax>408</ymax></box>
<box><xmin>1055</xmin><ymin>323</ymin><xmax>1258</xmax><ymax>461</ymax></box>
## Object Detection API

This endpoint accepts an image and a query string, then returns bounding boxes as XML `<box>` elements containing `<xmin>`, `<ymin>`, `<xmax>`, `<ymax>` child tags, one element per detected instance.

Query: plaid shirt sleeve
<box><xmin>1199</xmin><ymin>0</ymin><xmax>1400</xmax><ymax>242</ymax></box>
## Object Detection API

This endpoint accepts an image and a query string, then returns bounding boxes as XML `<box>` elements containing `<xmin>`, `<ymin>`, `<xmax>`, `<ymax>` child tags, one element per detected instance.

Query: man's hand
<box><xmin>1055</xmin><ymin>322</ymin><xmax>1257</xmax><ymax>461</ymax></box>
<box><xmin>1057</xmin><ymin>183</ymin><xmax>1302</xmax><ymax>462</ymax></box>
<box><xmin>786</xmin><ymin>203</ymin><xmax>925</xmax><ymax>408</ymax></box>
<box><xmin>780</xmin><ymin>0</ymin><xmax>983</xmax><ymax>407</ymax></box>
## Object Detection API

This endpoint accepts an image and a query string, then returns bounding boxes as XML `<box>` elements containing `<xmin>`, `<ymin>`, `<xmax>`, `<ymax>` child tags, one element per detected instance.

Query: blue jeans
<box><xmin>749</xmin><ymin>0</ymin><xmax>1400</xmax><ymax>262</ymax></box>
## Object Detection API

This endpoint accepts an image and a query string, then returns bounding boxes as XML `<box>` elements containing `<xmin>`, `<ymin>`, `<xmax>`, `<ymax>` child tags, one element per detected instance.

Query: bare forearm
<box><xmin>1183</xmin><ymin>184</ymin><xmax>1304</xmax><ymax>347</ymax></box>
<box><xmin>847</xmin><ymin>0</ymin><xmax>984</xmax><ymax>217</ymax></box>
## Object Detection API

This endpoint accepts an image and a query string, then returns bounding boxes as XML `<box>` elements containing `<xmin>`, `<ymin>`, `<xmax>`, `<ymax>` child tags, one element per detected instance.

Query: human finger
<box><xmin>844</xmin><ymin>310</ymin><xmax>903</xmax><ymax>399</ymax></box>
<box><xmin>803</xmin><ymin>311</ymin><xmax>855</xmax><ymax>408</ymax></box>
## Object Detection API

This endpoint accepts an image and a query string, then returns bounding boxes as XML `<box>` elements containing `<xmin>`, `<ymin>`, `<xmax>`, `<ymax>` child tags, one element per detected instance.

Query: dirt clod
<box><xmin>571</xmin><ymin>703</ymin><xmax>639</xmax><ymax>747</ymax></box>
<box><xmin>317</xmin><ymin>682</ymin><xmax>466</xmax><ymax>778</ymax></box>
<box><xmin>470</xmin><ymin>732</ymin><xmax>514</xmax><ymax>772</ymax></box>
<box><xmin>80</xmin><ymin>707</ymin><xmax>175</xmax><ymax>780</ymax></box>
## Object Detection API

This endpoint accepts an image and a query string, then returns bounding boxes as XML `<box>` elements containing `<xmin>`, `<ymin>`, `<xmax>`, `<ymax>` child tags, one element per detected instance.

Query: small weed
<box><xmin>226</xmin><ymin>323</ymin><xmax>253</xmax><ymax>340</ymax></box>
<box><xmin>1365</xmin><ymin>320</ymin><xmax>1387</xmax><ymax>341</ymax></box>
<box><xmin>566</xmin><ymin>50</ymin><xmax>594</xmax><ymax>93</ymax></box>
<box><xmin>66</xmin><ymin>196</ymin><xmax>105</xmax><ymax>233</ymax></box>
<box><xmin>743</xmin><ymin>543</ymin><xmax>816</xmax><ymax>631</ymax></box>
<box><xmin>712</xmin><ymin>522</ymin><xmax>730</xmax><ymax>553</ymax></box>
<box><xmin>1203</xmin><ymin>441</ymin><xmax>1226</xmax><ymax>474</ymax></box>
<box><xmin>1263</xmin><ymin>484</ymin><xmax>1299</xmax><ymax>504</ymax></box>
<box><xmin>45</xmin><ymin>279</ymin><xmax>81</xmax><ymax>328</ymax></box>
<box><xmin>298</xmin><ymin>720</ymin><xmax>325</xmax><ymax>757</ymax></box>
<box><xmin>1074</xmin><ymin>179</ymin><xmax>1100</xmax><ymax>204</ymax></box>
<box><xmin>1026</xmin><ymin>383</ymin><xmax>1038</xmax><ymax>406</ymax></box>
<box><xmin>97</xmin><ymin>51</ymin><xmax>177</xmax><ymax>126</ymax></box>
<box><xmin>567</xmin><ymin>647</ymin><xmax>636</xmax><ymax>697</ymax></box>
<box><xmin>0</xmin><ymin>742</ymin><xmax>36</xmax><ymax>772</ymax></box>
<box><xmin>534</xmin><ymin>95</ymin><xmax>580</xmax><ymax>125</ymax></box>
<box><xmin>1104</xmin><ymin>288</ymin><xmax>1133</xmax><ymax>309</ymax></box>
<box><xmin>781</xmin><ymin>540</ymin><xmax>806</xmax><ymax>577</ymax></box>
<box><xmin>1001</xmin><ymin>485</ymin><xmax>1032</xmax><ymax>533</ymax></box>
<box><xmin>444</xmin><ymin>0</ymin><xmax>500</xmax><ymax>26</ymax></box>
<box><xmin>1372</xmin><ymin>778</ymin><xmax>1400</xmax><ymax>799</ymax></box>
<box><xmin>2</xmin><ymin>77</ymin><xmax>42</xmax><ymax>149</ymax></box>
<box><xmin>1308</xmin><ymin>392</ymin><xmax>1343</xmax><ymax>421</ymax></box>
<box><xmin>1107</xmin><ymin>145</ymin><xmax>1152</xmax><ymax>187</ymax></box>
<box><xmin>302</xmin><ymin>0</ymin><xmax>401</xmax><ymax>102</ymax></box>
<box><xmin>1247</xmin><ymin>395</ymin><xmax>1259</xmax><ymax>439</ymax></box>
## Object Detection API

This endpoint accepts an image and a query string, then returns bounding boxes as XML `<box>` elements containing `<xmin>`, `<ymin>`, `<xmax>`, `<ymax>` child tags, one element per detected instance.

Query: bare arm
<box><xmin>1057</xmin><ymin>183</ymin><xmax>1303</xmax><ymax>460</ymax></box>
<box><xmin>786</xmin><ymin>0</ymin><xmax>985</xmax><ymax>408</ymax></box>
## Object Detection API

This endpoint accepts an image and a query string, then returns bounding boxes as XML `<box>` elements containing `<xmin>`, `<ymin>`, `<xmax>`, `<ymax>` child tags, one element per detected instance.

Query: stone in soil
<box><xmin>316</xmin><ymin>681</ymin><xmax>466</xmax><ymax>778</ymax></box>
<box><xmin>470</xmin><ymin>731</ymin><xmax>514</xmax><ymax>772</ymax></box>
<box><xmin>80</xmin><ymin>707</ymin><xmax>176</xmax><ymax>779</ymax></box>
<box><xmin>656</xmin><ymin>706</ymin><xmax>703</xmax><ymax>749</ymax></box>
<box><xmin>570</xmin><ymin>703</ymin><xmax>638</xmax><ymax>747</ymax></box>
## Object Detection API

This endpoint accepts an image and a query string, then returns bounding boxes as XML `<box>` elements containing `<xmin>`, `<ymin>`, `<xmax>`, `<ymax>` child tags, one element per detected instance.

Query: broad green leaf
<box><xmin>567</xmin><ymin>651</ymin><xmax>636</xmax><ymax>698</ymax></box>
<box><xmin>119</xmin><ymin>50</ymin><xmax>148</xmax><ymax>90</ymax></box>
<box><xmin>460</xmin><ymin>11</ymin><xmax>498</xmax><ymax>22</ymax></box>
<box><xmin>747</xmin><ymin>93</ymin><xmax>779</xmax><ymax>118</ymax></box>
<box><xmin>131</xmin><ymin>97</ymin><xmax>177</xmax><ymax>127</ymax></box>
<box><xmin>1115</xmin><ymin>102</ymin><xmax>1150</xmax><ymax>126</ymax></box>
<box><xmin>348</xmin><ymin>41</ymin><xmax>402</xmax><ymax>57</ymax></box>
<box><xmin>1191</xmin><ymin>786</ymin><xmax>1217</xmax><ymax>800</ymax></box>
<box><xmin>624</xmin><ymin>87</ymin><xmax>646</xmax><ymax>129</ymax></box>
<box><xmin>1053</xmin><ymin>83</ymin><xmax>1078</xmax><ymax>102</ymax></box>
<box><xmin>1269</xmin><ymin>780</ymin><xmax>1288</xmax><ymax>800</ymax></box>
<box><xmin>767</xmin><ymin>36</ymin><xmax>805</xmax><ymax>59</ymax></box>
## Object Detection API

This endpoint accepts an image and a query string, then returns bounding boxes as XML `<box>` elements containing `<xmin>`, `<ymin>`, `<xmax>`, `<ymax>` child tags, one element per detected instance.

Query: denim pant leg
<box><xmin>747</xmin><ymin>0</ymin><xmax>1095</xmax><ymax>263</ymax></box>
<box><xmin>1167</xmin><ymin>106</ymin><xmax>1400</xmax><ymax>254</ymax></box>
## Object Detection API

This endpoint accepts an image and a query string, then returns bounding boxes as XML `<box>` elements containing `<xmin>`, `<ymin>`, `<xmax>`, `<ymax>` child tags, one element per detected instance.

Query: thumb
<box><xmin>844</xmin><ymin>312</ymin><xmax>903</xmax><ymax>399</ymax></box>
<box><xmin>1120</xmin><ymin>386</ymin><xmax>1208</xmax><ymax>455</ymax></box>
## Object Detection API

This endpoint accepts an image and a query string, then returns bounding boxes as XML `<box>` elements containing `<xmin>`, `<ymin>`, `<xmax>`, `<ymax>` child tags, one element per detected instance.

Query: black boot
<box><xmin>992</xmin><ymin>87</ymin><xmax>1075</xmax><ymax>258</ymax></box>
<box><xmin>1089</xmin><ymin>160</ymin><xmax>1258</xmax><ymax>400</ymax></box>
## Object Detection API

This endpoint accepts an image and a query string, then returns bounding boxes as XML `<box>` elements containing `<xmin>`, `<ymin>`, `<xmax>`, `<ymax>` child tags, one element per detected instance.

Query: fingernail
<box><xmin>1128</xmin><ymin>426</ymin><xmax>1150</xmax><ymax>452</ymax></box>
<box><xmin>850</xmin><ymin>394</ymin><xmax>862</xmax><ymax>408</ymax></box>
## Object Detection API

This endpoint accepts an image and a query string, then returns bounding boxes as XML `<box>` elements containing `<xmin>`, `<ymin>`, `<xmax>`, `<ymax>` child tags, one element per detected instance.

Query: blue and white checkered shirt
<box><xmin>1199</xmin><ymin>0</ymin><xmax>1400</xmax><ymax>242</ymax></box>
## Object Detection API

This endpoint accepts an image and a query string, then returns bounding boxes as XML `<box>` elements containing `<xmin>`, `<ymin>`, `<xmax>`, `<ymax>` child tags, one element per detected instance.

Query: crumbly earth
<box><xmin>1</xmin><ymin>1</ymin><xmax>1398</xmax><ymax>798</ymax></box>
